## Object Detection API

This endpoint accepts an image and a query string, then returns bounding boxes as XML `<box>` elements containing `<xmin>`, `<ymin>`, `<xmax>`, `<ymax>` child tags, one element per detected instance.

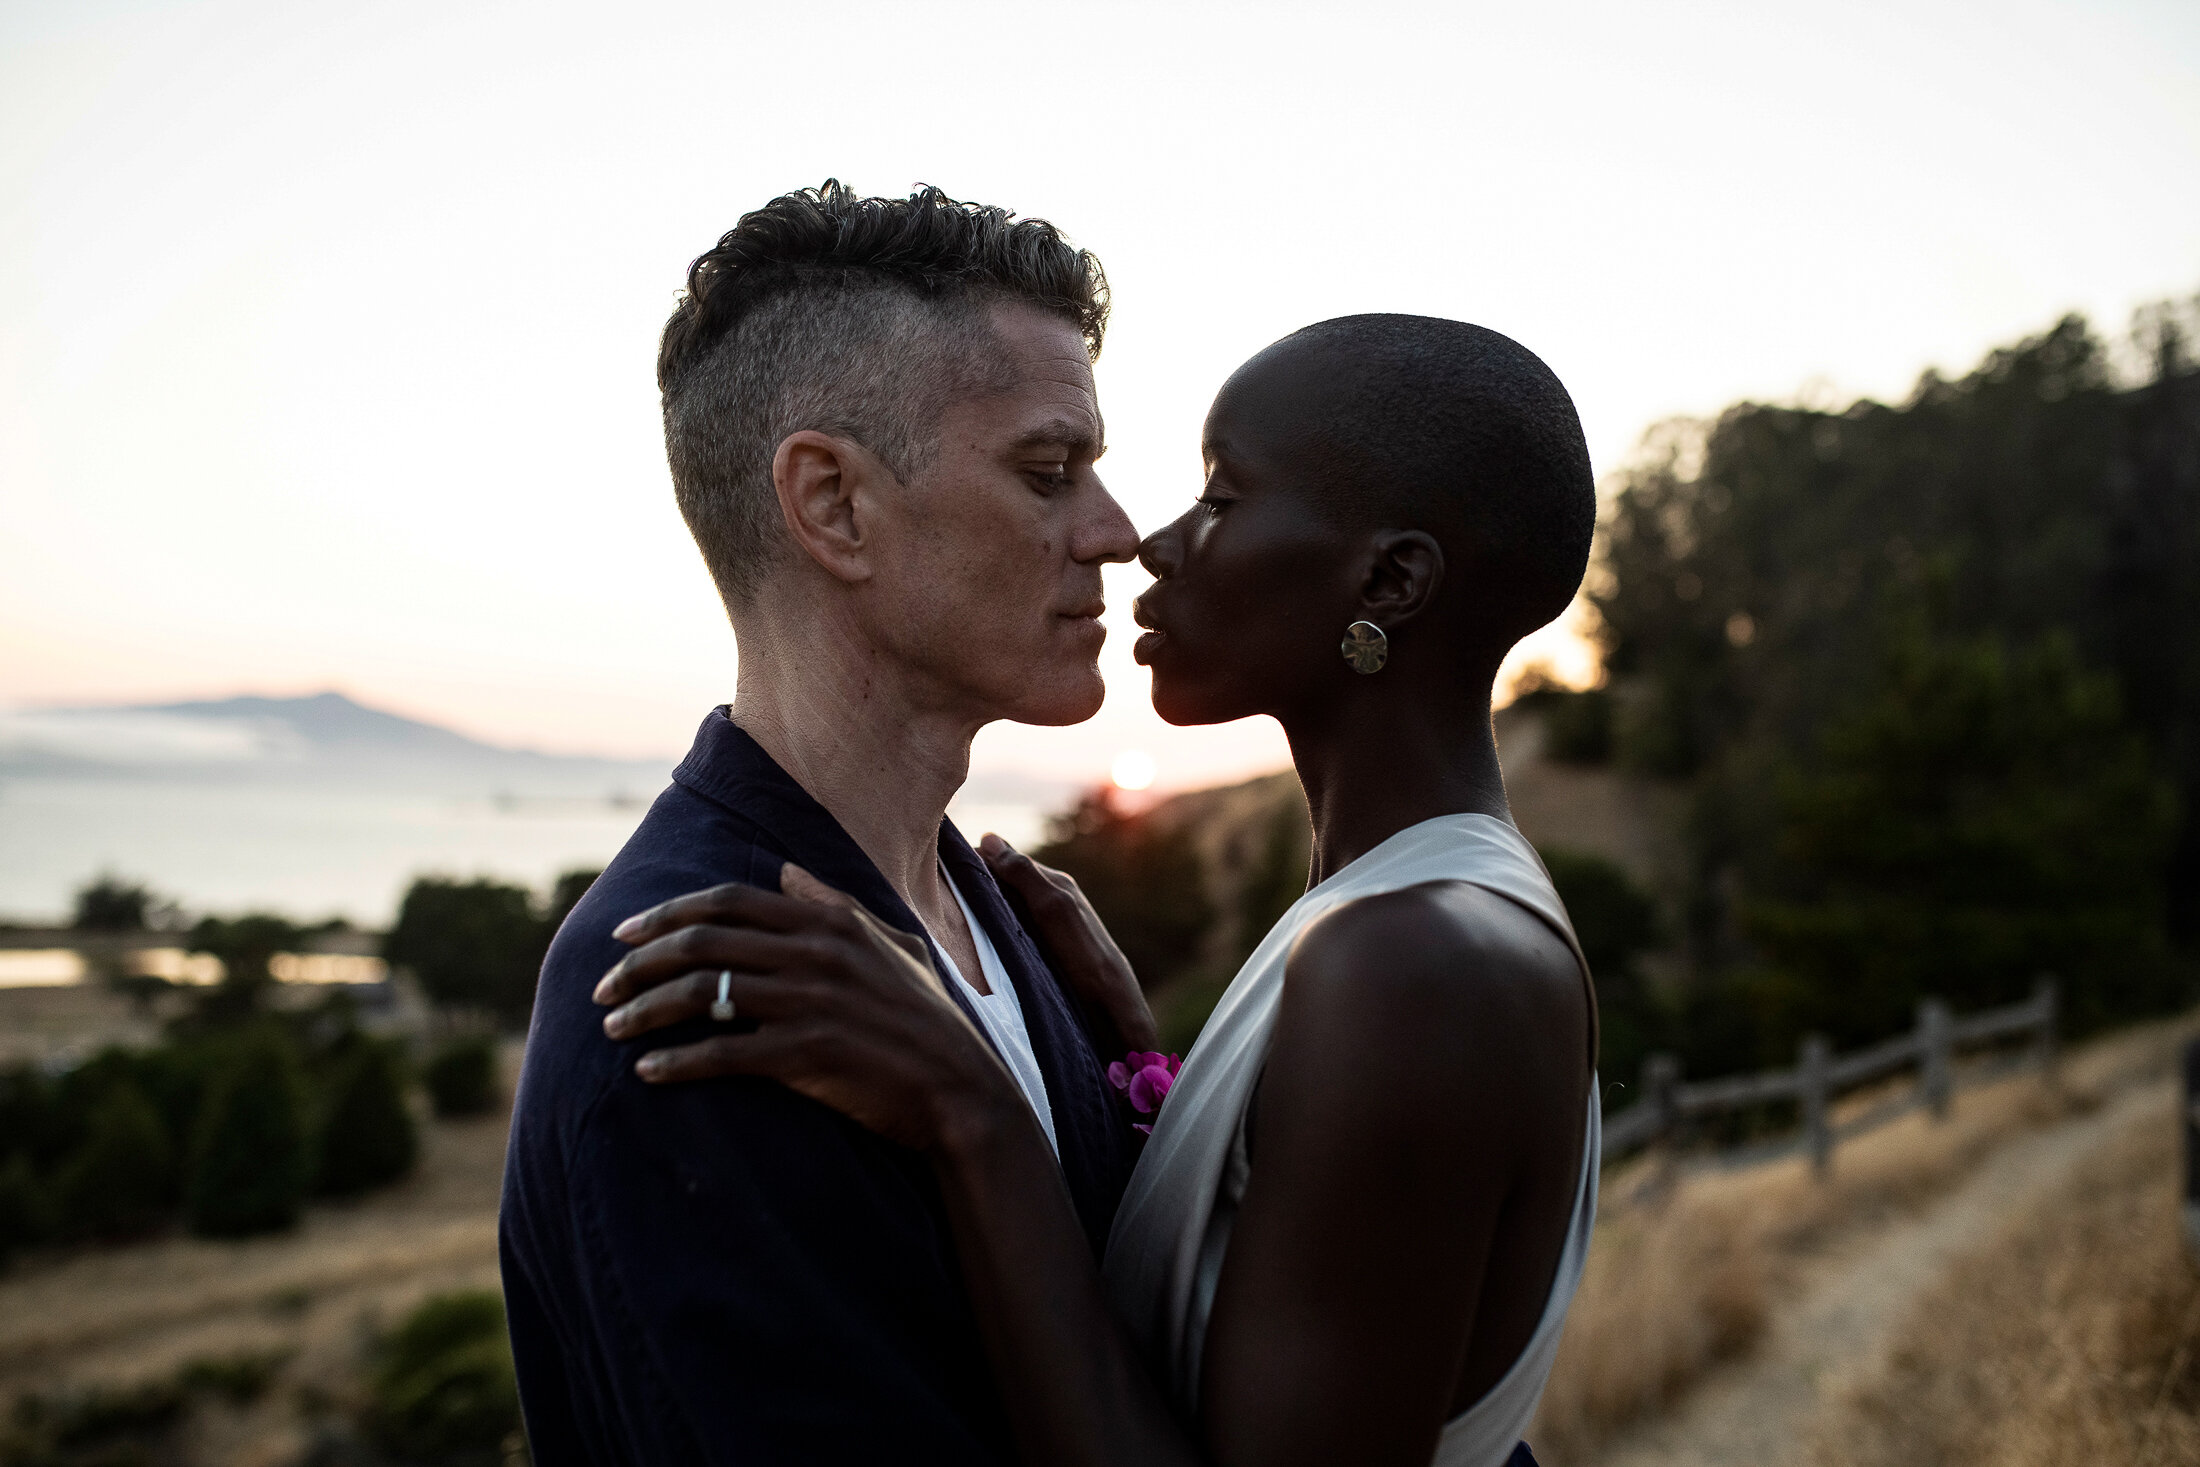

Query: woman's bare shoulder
<box><xmin>1281</xmin><ymin>880</ymin><xmax>1589</xmax><ymax>1086</ymax></box>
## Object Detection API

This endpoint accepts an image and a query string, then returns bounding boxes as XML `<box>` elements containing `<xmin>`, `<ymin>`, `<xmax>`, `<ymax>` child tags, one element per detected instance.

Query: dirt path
<box><xmin>1584</xmin><ymin>1076</ymin><xmax>2169</xmax><ymax>1467</ymax></box>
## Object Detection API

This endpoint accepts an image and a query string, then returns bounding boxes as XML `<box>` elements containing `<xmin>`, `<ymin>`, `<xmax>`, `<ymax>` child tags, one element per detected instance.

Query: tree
<box><xmin>315</xmin><ymin>1041</ymin><xmax>419</xmax><ymax>1197</ymax></box>
<box><xmin>384</xmin><ymin>878</ymin><xmax>547</xmax><ymax>1025</ymax></box>
<box><xmin>1589</xmin><ymin>299</ymin><xmax>2200</xmax><ymax>1061</ymax></box>
<box><xmin>1743</xmin><ymin>624</ymin><xmax>2174</xmax><ymax>1047</ymax></box>
<box><xmin>187</xmin><ymin>1031</ymin><xmax>312</xmax><ymax>1237</ymax></box>
<box><xmin>186</xmin><ymin>914</ymin><xmax>301</xmax><ymax>1025</ymax></box>
<box><xmin>72</xmin><ymin>874</ymin><xmax>156</xmax><ymax>931</ymax></box>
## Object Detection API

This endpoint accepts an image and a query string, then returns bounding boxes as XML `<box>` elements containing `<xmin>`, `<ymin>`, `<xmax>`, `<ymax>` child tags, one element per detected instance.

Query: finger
<box><xmin>602</xmin><ymin>968</ymin><xmax>815</xmax><ymax>1040</ymax></box>
<box><xmin>633</xmin><ymin>1025</ymin><xmax>815</xmax><ymax>1085</ymax></box>
<box><xmin>780</xmin><ymin>862</ymin><xmax>860</xmax><ymax>913</ymax></box>
<box><xmin>610</xmin><ymin>882</ymin><xmax>822</xmax><ymax>947</ymax></box>
<box><xmin>593</xmin><ymin>924</ymin><xmax>820</xmax><ymax>1007</ymax></box>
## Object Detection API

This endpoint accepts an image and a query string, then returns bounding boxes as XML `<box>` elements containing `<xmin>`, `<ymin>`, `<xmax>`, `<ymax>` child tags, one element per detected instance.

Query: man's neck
<box><xmin>728</xmin><ymin>625</ymin><xmax>978</xmax><ymax>915</ymax></box>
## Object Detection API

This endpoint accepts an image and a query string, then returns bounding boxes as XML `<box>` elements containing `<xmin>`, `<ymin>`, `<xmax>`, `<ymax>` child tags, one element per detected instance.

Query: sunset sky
<box><xmin>5</xmin><ymin>0</ymin><xmax>2198</xmax><ymax>795</ymax></box>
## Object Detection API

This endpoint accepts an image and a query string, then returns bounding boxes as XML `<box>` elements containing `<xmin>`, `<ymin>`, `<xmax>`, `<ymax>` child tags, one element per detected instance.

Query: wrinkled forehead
<box><xmin>948</xmin><ymin>300</ymin><xmax>1104</xmax><ymax>450</ymax></box>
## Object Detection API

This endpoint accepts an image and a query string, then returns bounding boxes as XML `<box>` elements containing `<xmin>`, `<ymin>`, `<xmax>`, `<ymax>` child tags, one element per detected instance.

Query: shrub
<box><xmin>54</xmin><ymin>1082</ymin><xmax>176</xmax><ymax>1240</ymax></box>
<box><xmin>187</xmin><ymin>1031</ymin><xmax>312</xmax><ymax>1237</ymax></box>
<box><xmin>316</xmin><ymin>1042</ymin><xmax>419</xmax><ymax>1198</ymax></box>
<box><xmin>369</xmin><ymin>1291</ymin><xmax>524</xmax><ymax>1466</ymax></box>
<box><xmin>424</xmin><ymin>1038</ymin><xmax>499</xmax><ymax>1119</ymax></box>
<box><xmin>0</xmin><ymin>1154</ymin><xmax>51</xmax><ymax>1265</ymax></box>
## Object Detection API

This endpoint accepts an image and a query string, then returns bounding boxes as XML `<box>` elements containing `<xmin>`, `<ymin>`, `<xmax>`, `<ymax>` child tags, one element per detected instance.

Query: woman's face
<box><xmin>1131</xmin><ymin>357</ymin><xmax>1366</xmax><ymax>727</ymax></box>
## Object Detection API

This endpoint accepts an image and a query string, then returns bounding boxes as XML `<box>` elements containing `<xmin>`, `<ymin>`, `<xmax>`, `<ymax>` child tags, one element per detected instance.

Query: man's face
<box><xmin>855</xmin><ymin>302</ymin><xmax>1138</xmax><ymax>727</ymax></box>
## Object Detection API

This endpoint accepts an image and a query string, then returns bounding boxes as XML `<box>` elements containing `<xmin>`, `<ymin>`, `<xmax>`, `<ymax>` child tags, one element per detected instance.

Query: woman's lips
<box><xmin>1133</xmin><ymin>630</ymin><xmax>1165</xmax><ymax>665</ymax></box>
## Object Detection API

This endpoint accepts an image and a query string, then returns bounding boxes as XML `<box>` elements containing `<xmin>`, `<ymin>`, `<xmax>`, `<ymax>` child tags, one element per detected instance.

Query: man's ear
<box><xmin>1355</xmin><ymin>529</ymin><xmax>1446</xmax><ymax>627</ymax></box>
<box><xmin>771</xmin><ymin>430</ymin><xmax>887</xmax><ymax>585</ymax></box>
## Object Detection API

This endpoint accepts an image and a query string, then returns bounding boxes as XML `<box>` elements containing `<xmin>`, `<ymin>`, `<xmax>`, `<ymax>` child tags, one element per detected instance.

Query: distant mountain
<box><xmin>0</xmin><ymin>691</ymin><xmax>673</xmax><ymax>791</ymax></box>
<box><xmin>138</xmin><ymin>692</ymin><xmax>554</xmax><ymax>759</ymax></box>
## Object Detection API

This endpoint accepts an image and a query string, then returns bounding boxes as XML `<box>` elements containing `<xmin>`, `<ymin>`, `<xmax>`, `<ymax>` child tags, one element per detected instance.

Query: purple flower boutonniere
<box><xmin>1107</xmin><ymin>1050</ymin><xmax>1182</xmax><ymax>1136</ymax></box>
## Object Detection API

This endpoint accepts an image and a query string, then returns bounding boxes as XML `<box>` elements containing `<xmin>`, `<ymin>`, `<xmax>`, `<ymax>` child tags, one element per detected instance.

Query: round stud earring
<box><xmin>1341</xmin><ymin>620</ymin><xmax>1388</xmax><ymax>674</ymax></box>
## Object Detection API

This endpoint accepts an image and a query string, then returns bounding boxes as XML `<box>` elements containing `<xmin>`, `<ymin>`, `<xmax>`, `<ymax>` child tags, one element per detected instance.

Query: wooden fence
<box><xmin>1602</xmin><ymin>978</ymin><xmax>2060</xmax><ymax>1176</ymax></box>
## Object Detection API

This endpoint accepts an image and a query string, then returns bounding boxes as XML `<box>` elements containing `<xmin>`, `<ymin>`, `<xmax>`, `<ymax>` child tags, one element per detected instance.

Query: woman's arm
<box><xmin>594</xmin><ymin>870</ymin><xmax>1586</xmax><ymax>1467</ymax></box>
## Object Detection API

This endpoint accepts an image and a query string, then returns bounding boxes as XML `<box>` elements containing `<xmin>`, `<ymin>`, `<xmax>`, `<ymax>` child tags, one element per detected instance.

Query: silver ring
<box><xmin>709</xmin><ymin>969</ymin><xmax>736</xmax><ymax>1023</ymax></box>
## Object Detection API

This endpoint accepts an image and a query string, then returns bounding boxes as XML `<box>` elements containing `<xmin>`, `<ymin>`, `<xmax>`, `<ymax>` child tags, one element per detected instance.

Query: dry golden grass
<box><xmin>1810</xmin><ymin>1089</ymin><xmax>2200</xmax><ymax>1466</ymax></box>
<box><xmin>1531</xmin><ymin>1013</ymin><xmax>2198</xmax><ymax>1462</ymax></box>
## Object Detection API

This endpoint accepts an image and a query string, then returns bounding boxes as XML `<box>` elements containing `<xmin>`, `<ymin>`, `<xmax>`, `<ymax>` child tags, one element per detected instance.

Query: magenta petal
<box><xmin>1133</xmin><ymin>1122</ymin><xmax>1153</xmax><ymax>1135</ymax></box>
<box><xmin>1128</xmin><ymin>1063</ymin><xmax>1175</xmax><ymax>1113</ymax></box>
<box><xmin>1106</xmin><ymin>1060</ymin><xmax>1132</xmax><ymax>1092</ymax></box>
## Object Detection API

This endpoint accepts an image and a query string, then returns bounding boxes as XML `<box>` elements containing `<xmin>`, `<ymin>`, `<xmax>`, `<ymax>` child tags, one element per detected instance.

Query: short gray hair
<box><xmin>658</xmin><ymin>182</ymin><xmax>1109</xmax><ymax>606</ymax></box>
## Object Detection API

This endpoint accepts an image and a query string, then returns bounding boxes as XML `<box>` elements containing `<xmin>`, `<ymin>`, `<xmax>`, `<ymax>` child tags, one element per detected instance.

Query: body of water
<box><xmin>0</xmin><ymin>773</ymin><xmax>1050</xmax><ymax>926</ymax></box>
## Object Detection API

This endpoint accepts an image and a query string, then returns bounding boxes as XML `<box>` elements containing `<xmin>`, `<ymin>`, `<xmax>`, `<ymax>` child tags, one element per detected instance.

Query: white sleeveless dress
<box><xmin>1102</xmin><ymin>814</ymin><xmax>1600</xmax><ymax>1467</ymax></box>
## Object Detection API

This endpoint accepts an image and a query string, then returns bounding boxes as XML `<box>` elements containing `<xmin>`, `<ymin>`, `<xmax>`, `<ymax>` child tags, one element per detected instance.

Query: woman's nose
<box><xmin>1138</xmin><ymin>521</ymin><xmax>1181</xmax><ymax>578</ymax></box>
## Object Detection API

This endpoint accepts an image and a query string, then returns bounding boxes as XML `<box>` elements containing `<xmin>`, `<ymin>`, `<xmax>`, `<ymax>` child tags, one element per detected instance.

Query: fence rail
<box><xmin>1603</xmin><ymin>977</ymin><xmax>2059</xmax><ymax>1176</ymax></box>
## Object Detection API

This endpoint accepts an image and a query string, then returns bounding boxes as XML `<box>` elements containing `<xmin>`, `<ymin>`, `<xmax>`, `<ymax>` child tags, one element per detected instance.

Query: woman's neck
<box><xmin>1283</xmin><ymin>682</ymin><xmax>1511</xmax><ymax>888</ymax></box>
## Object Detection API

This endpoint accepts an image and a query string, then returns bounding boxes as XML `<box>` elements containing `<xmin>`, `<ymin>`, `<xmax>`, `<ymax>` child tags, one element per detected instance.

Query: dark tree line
<box><xmin>1569</xmin><ymin>297</ymin><xmax>2200</xmax><ymax>1071</ymax></box>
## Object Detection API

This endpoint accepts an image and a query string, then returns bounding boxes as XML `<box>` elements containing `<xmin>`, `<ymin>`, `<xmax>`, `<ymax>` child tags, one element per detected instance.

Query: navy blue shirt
<box><xmin>500</xmin><ymin>710</ymin><xmax>1138</xmax><ymax>1465</ymax></box>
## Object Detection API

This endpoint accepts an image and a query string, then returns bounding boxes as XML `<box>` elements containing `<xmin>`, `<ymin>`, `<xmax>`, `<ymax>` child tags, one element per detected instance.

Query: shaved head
<box><xmin>1215</xmin><ymin>314</ymin><xmax>1595</xmax><ymax>658</ymax></box>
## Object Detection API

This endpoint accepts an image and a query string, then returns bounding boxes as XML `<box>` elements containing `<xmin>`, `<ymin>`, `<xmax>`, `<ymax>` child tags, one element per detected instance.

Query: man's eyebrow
<box><xmin>1009</xmin><ymin>418</ymin><xmax>1103</xmax><ymax>458</ymax></box>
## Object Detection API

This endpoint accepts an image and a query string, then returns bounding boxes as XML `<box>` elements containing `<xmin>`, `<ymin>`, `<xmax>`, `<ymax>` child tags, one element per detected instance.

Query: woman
<box><xmin>593</xmin><ymin>313</ymin><xmax>1600</xmax><ymax>1467</ymax></box>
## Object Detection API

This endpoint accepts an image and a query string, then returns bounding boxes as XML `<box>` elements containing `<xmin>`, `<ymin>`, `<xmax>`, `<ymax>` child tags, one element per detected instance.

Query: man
<box><xmin>499</xmin><ymin>181</ymin><xmax>1144</xmax><ymax>1465</ymax></box>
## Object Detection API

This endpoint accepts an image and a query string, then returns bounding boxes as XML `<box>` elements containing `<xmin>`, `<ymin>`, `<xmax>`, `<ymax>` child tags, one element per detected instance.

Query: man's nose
<box><xmin>1076</xmin><ymin>478</ymin><xmax>1142</xmax><ymax>565</ymax></box>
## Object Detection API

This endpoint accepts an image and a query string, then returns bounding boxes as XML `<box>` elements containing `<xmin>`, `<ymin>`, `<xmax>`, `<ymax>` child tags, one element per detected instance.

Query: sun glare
<box><xmin>1110</xmin><ymin>750</ymin><xmax>1156</xmax><ymax>792</ymax></box>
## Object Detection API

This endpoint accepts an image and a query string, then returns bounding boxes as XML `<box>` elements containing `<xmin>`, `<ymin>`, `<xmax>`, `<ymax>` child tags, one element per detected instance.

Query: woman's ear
<box><xmin>771</xmin><ymin>430</ymin><xmax>884</xmax><ymax>585</ymax></box>
<box><xmin>1356</xmin><ymin>529</ymin><xmax>1446</xmax><ymax>627</ymax></box>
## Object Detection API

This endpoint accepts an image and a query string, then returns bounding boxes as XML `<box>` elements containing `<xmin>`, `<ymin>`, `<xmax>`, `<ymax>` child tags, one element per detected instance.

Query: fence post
<box><xmin>1918</xmin><ymin>998</ymin><xmax>1952</xmax><ymax>1120</ymax></box>
<box><xmin>1801</xmin><ymin>1033</ymin><xmax>1832</xmax><ymax>1178</ymax></box>
<box><xmin>2034</xmin><ymin>975</ymin><xmax>2060</xmax><ymax>1089</ymax></box>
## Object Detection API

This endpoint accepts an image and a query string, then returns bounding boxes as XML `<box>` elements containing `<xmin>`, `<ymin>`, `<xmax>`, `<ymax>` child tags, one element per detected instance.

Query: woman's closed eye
<box><xmin>1027</xmin><ymin>464</ymin><xmax>1072</xmax><ymax>492</ymax></box>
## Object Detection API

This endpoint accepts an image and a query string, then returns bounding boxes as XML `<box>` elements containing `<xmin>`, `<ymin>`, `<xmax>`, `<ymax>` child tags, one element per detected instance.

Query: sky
<box><xmin>4</xmin><ymin>0</ymin><xmax>2198</xmax><ymax>795</ymax></box>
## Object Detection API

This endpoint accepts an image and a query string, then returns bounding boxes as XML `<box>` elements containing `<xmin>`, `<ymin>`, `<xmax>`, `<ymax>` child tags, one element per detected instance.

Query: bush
<box><xmin>187</xmin><ymin>1031</ymin><xmax>312</xmax><ymax>1237</ymax></box>
<box><xmin>369</xmin><ymin>1291</ymin><xmax>524</xmax><ymax>1466</ymax></box>
<box><xmin>54</xmin><ymin>1082</ymin><xmax>175</xmax><ymax>1240</ymax></box>
<box><xmin>0</xmin><ymin>1154</ymin><xmax>50</xmax><ymax>1265</ymax></box>
<box><xmin>316</xmin><ymin>1043</ymin><xmax>419</xmax><ymax>1198</ymax></box>
<box><xmin>424</xmin><ymin>1038</ymin><xmax>499</xmax><ymax>1119</ymax></box>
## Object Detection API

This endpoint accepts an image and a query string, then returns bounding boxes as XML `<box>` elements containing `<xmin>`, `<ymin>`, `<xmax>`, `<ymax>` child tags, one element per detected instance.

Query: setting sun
<box><xmin>1110</xmin><ymin>750</ymin><xmax>1156</xmax><ymax>792</ymax></box>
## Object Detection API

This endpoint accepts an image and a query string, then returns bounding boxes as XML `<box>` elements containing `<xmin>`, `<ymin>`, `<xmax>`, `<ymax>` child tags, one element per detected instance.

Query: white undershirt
<box><xmin>930</xmin><ymin>870</ymin><xmax>1059</xmax><ymax>1156</ymax></box>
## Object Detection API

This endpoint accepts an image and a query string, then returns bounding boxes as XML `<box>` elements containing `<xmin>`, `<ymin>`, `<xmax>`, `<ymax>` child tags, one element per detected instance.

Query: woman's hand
<box><xmin>977</xmin><ymin>834</ymin><xmax>1160</xmax><ymax>1055</ymax></box>
<box><xmin>591</xmin><ymin>865</ymin><xmax>1030</xmax><ymax>1155</ymax></box>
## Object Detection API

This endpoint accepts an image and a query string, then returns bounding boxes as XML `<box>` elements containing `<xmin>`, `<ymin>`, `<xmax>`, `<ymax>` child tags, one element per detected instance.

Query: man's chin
<box><xmin>999</xmin><ymin>669</ymin><xmax>1107</xmax><ymax>728</ymax></box>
